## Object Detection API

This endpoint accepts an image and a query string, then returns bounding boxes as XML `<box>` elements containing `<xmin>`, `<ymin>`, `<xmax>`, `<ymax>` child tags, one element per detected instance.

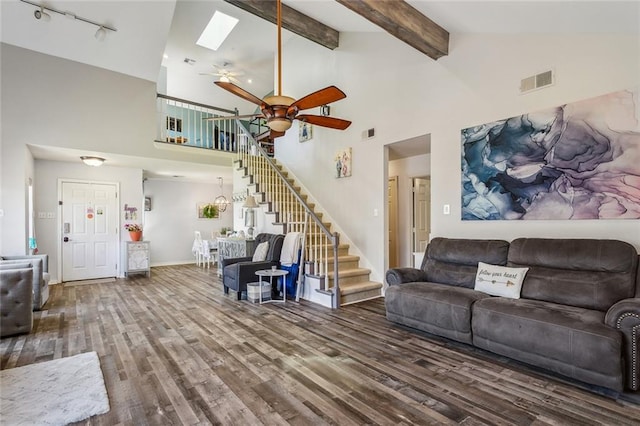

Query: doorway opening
<box><xmin>385</xmin><ymin>134</ymin><xmax>431</xmax><ymax>271</ymax></box>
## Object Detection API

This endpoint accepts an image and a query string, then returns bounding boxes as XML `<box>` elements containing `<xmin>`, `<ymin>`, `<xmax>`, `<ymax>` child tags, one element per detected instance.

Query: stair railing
<box><xmin>155</xmin><ymin>94</ymin><xmax>239</xmax><ymax>152</ymax></box>
<box><xmin>235</xmin><ymin>121</ymin><xmax>341</xmax><ymax>308</ymax></box>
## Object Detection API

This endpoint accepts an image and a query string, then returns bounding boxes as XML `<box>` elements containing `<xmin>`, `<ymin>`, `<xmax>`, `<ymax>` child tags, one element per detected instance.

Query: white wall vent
<box><xmin>520</xmin><ymin>70</ymin><xmax>554</xmax><ymax>93</ymax></box>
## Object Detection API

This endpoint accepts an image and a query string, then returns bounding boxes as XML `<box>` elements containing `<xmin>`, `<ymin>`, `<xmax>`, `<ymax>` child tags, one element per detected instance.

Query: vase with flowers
<box><xmin>124</xmin><ymin>223</ymin><xmax>143</xmax><ymax>241</ymax></box>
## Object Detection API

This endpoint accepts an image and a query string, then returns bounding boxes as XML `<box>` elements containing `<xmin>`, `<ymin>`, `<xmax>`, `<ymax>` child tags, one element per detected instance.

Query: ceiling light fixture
<box><xmin>214</xmin><ymin>177</ymin><xmax>230</xmax><ymax>212</ymax></box>
<box><xmin>80</xmin><ymin>156</ymin><xmax>105</xmax><ymax>167</ymax></box>
<box><xmin>219</xmin><ymin>75</ymin><xmax>230</xmax><ymax>83</ymax></box>
<box><xmin>21</xmin><ymin>0</ymin><xmax>116</xmax><ymax>40</ymax></box>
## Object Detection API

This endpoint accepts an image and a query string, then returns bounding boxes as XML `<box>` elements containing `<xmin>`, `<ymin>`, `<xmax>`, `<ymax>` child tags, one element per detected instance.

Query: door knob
<box><xmin>63</xmin><ymin>237</ymin><xmax>70</xmax><ymax>242</ymax></box>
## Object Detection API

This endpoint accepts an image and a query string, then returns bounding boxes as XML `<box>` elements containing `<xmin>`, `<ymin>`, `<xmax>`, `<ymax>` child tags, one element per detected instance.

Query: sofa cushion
<box><xmin>474</xmin><ymin>262</ymin><xmax>528</xmax><ymax>299</ymax></box>
<box><xmin>472</xmin><ymin>297</ymin><xmax>624</xmax><ymax>390</ymax></box>
<box><xmin>385</xmin><ymin>282</ymin><xmax>492</xmax><ymax>344</ymax></box>
<box><xmin>423</xmin><ymin>238</ymin><xmax>510</xmax><ymax>289</ymax></box>
<box><xmin>509</xmin><ymin>238</ymin><xmax>638</xmax><ymax>311</ymax></box>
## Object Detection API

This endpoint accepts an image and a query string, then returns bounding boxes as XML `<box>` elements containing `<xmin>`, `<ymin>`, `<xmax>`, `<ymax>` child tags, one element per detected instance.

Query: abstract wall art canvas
<box><xmin>461</xmin><ymin>88</ymin><xmax>640</xmax><ymax>220</ymax></box>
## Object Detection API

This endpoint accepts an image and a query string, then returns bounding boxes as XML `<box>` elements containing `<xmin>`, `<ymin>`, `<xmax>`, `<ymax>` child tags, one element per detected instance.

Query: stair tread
<box><xmin>337</xmin><ymin>281</ymin><xmax>383</xmax><ymax>295</ymax></box>
<box><xmin>328</xmin><ymin>268</ymin><xmax>371</xmax><ymax>279</ymax></box>
<box><xmin>327</xmin><ymin>255</ymin><xmax>360</xmax><ymax>262</ymax></box>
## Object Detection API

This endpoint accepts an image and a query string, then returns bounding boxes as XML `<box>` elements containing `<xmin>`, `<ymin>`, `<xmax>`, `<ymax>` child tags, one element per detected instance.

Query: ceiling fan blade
<box><xmin>203</xmin><ymin>114</ymin><xmax>263</xmax><ymax>121</ymax></box>
<box><xmin>297</xmin><ymin>114</ymin><xmax>352</xmax><ymax>130</ymax></box>
<box><xmin>214</xmin><ymin>81</ymin><xmax>264</xmax><ymax>106</ymax></box>
<box><xmin>289</xmin><ymin>86</ymin><xmax>347</xmax><ymax>112</ymax></box>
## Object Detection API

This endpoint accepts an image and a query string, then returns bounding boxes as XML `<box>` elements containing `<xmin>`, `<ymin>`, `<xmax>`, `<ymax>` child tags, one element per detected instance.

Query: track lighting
<box><xmin>95</xmin><ymin>26</ymin><xmax>106</xmax><ymax>41</ymax></box>
<box><xmin>33</xmin><ymin>7</ymin><xmax>50</xmax><ymax>21</ymax></box>
<box><xmin>21</xmin><ymin>0</ymin><xmax>116</xmax><ymax>40</ymax></box>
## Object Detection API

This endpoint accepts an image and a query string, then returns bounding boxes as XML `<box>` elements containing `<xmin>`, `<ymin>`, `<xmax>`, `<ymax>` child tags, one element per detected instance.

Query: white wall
<box><xmin>0</xmin><ymin>44</ymin><xmax>234</xmax><ymax>258</ymax></box>
<box><xmin>275</xmin><ymin>31</ymin><xmax>640</xmax><ymax>284</ymax></box>
<box><xmin>34</xmin><ymin>160</ymin><xmax>143</xmax><ymax>281</ymax></box>
<box><xmin>143</xmin><ymin>179</ymin><xmax>234</xmax><ymax>265</ymax></box>
<box><xmin>389</xmin><ymin>154</ymin><xmax>431</xmax><ymax>267</ymax></box>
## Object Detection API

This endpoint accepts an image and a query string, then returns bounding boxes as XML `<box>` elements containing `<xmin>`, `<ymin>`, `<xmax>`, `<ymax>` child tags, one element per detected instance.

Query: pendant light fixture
<box><xmin>214</xmin><ymin>177</ymin><xmax>229</xmax><ymax>212</ymax></box>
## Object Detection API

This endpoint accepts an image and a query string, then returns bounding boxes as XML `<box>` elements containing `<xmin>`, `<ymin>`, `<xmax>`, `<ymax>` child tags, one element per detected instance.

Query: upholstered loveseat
<box><xmin>385</xmin><ymin>238</ymin><xmax>640</xmax><ymax>393</ymax></box>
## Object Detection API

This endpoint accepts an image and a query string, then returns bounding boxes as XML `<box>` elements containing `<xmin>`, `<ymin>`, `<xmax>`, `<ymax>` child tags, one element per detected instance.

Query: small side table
<box><xmin>123</xmin><ymin>241</ymin><xmax>151</xmax><ymax>278</ymax></box>
<box><xmin>255</xmin><ymin>269</ymin><xmax>289</xmax><ymax>304</ymax></box>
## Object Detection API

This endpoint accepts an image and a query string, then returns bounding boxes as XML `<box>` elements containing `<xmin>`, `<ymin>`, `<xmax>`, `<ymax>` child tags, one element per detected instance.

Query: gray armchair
<box><xmin>1</xmin><ymin>254</ymin><xmax>50</xmax><ymax>310</ymax></box>
<box><xmin>222</xmin><ymin>233</ymin><xmax>285</xmax><ymax>300</ymax></box>
<box><xmin>0</xmin><ymin>266</ymin><xmax>33</xmax><ymax>337</ymax></box>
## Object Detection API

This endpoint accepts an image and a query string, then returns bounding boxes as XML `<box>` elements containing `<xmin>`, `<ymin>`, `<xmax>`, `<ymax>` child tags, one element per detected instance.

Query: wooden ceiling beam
<box><xmin>223</xmin><ymin>0</ymin><xmax>339</xmax><ymax>50</ymax></box>
<box><xmin>335</xmin><ymin>0</ymin><xmax>449</xmax><ymax>60</ymax></box>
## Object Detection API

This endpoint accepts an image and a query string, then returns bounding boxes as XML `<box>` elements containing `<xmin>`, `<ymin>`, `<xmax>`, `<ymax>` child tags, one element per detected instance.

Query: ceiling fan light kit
<box><xmin>210</xmin><ymin>0</ymin><xmax>351</xmax><ymax>138</ymax></box>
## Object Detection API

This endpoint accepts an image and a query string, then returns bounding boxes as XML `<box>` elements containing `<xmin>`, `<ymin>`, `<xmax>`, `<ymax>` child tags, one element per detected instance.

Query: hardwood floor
<box><xmin>2</xmin><ymin>265</ymin><xmax>639</xmax><ymax>425</ymax></box>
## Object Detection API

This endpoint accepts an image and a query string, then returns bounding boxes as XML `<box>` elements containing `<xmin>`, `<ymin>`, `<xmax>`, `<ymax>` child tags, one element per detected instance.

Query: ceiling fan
<box><xmin>207</xmin><ymin>0</ymin><xmax>351</xmax><ymax>138</ymax></box>
<box><xmin>200</xmin><ymin>62</ymin><xmax>244</xmax><ymax>84</ymax></box>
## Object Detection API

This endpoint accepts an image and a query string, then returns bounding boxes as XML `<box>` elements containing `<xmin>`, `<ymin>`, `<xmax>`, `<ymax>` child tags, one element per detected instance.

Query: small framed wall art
<box><xmin>197</xmin><ymin>202</ymin><xmax>219</xmax><ymax>219</ymax></box>
<box><xmin>299</xmin><ymin>122</ymin><xmax>312</xmax><ymax>142</ymax></box>
<box><xmin>335</xmin><ymin>147</ymin><xmax>352</xmax><ymax>178</ymax></box>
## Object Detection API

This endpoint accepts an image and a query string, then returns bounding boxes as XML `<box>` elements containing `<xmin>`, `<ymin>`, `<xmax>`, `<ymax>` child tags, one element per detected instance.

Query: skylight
<box><xmin>196</xmin><ymin>11</ymin><xmax>239</xmax><ymax>51</ymax></box>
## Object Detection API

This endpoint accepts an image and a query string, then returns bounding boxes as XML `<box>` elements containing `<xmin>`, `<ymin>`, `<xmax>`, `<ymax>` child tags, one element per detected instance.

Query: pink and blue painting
<box><xmin>461</xmin><ymin>89</ymin><xmax>640</xmax><ymax>220</ymax></box>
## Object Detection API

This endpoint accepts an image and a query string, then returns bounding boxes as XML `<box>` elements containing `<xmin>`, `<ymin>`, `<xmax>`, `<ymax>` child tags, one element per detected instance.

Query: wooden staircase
<box><xmin>236</xmin><ymin>157</ymin><xmax>382</xmax><ymax>307</ymax></box>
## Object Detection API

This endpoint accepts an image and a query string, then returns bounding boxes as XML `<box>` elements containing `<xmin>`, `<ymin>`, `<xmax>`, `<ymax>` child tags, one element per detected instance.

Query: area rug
<box><xmin>64</xmin><ymin>277</ymin><xmax>116</xmax><ymax>287</ymax></box>
<box><xmin>0</xmin><ymin>351</ymin><xmax>110</xmax><ymax>425</ymax></box>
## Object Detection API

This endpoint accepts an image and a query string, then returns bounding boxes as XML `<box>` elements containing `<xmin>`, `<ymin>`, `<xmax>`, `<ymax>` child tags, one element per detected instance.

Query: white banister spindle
<box><xmin>229</xmin><ymin>118</ymin><xmax>341</xmax><ymax>305</ymax></box>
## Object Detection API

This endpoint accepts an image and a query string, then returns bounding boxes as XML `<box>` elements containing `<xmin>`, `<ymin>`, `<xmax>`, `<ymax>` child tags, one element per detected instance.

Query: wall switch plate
<box><xmin>443</xmin><ymin>204</ymin><xmax>450</xmax><ymax>215</ymax></box>
<box><xmin>38</xmin><ymin>212</ymin><xmax>47</xmax><ymax>219</ymax></box>
<box><xmin>373</xmin><ymin>208</ymin><xmax>379</xmax><ymax>217</ymax></box>
<box><xmin>46</xmin><ymin>212</ymin><xmax>55</xmax><ymax>219</ymax></box>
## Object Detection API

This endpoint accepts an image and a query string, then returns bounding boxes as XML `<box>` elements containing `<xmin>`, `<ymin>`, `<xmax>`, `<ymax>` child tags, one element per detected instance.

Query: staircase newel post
<box><xmin>332</xmin><ymin>232</ymin><xmax>340</xmax><ymax>309</ymax></box>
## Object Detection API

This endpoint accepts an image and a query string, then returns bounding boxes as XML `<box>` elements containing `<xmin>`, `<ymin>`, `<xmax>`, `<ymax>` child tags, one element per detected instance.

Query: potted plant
<box><xmin>202</xmin><ymin>203</ymin><xmax>219</xmax><ymax>219</ymax></box>
<box><xmin>124</xmin><ymin>223</ymin><xmax>143</xmax><ymax>241</ymax></box>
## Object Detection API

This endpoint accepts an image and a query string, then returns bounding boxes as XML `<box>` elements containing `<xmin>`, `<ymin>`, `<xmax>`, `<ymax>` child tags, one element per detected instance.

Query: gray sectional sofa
<box><xmin>385</xmin><ymin>237</ymin><xmax>640</xmax><ymax>393</ymax></box>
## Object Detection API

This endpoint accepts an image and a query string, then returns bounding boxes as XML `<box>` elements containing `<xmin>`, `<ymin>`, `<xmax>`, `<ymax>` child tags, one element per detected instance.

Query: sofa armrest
<box><xmin>2</xmin><ymin>254</ymin><xmax>48</xmax><ymax>272</ymax></box>
<box><xmin>386</xmin><ymin>267</ymin><xmax>429</xmax><ymax>286</ymax></box>
<box><xmin>605</xmin><ymin>298</ymin><xmax>640</xmax><ymax>391</ymax></box>
<box><xmin>221</xmin><ymin>256</ymin><xmax>253</xmax><ymax>268</ymax></box>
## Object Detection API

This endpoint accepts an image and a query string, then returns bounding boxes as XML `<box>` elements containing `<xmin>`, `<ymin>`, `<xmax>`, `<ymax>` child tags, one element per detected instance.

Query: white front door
<box><xmin>413</xmin><ymin>177</ymin><xmax>431</xmax><ymax>254</ymax></box>
<box><xmin>62</xmin><ymin>181</ymin><xmax>118</xmax><ymax>281</ymax></box>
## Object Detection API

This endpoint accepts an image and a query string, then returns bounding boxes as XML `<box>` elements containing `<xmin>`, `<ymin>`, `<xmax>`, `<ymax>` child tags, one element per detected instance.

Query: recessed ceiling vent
<box><xmin>520</xmin><ymin>70</ymin><xmax>554</xmax><ymax>94</ymax></box>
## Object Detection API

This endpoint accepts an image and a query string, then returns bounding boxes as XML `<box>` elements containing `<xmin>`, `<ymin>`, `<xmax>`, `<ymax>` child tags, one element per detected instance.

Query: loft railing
<box><xmin>155</xmin><ymin>94</ymin><xmax>240</xmax><ymax>152</ymax></box>
<box><xmin>235</xmin><ymin>121</ymin><xmax>341</xmax><ymax>308</ymax></box>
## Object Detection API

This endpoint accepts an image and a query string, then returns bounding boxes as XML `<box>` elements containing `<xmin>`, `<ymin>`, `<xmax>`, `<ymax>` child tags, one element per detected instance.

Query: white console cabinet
<box><xmin>123</xmin><ymin>241</ymin><xmax>151</xmax><ymax>278</ymax></box>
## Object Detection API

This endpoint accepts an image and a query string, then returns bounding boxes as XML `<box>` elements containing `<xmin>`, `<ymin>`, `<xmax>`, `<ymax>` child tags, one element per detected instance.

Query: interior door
<box><xmin>62</xmin><ymin>181</ymin><xmax>118</xmax><ymax>281</ymax></box>
<box><xmin>388</xmin><ymin>176</ymin><xmax>399</xmax><ymax>268</ymax></box>
<box><xmin>413</xmin><ymin>177</ymin><xmax>431</xmax><ymax>256</ymax></box>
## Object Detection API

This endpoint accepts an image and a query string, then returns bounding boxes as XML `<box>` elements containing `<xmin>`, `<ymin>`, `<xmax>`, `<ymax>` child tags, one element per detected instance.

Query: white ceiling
<box><xmin>1</xmin><ymin>0</ymin><xmax>638</xmax><ymax>181</ymax></box>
